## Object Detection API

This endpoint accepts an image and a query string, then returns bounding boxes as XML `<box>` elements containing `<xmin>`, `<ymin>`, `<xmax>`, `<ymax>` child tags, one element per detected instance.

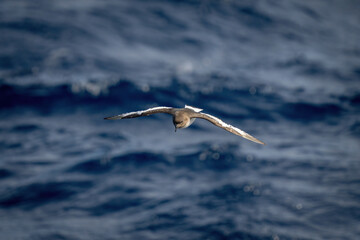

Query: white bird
<box><xmin>105</xmin><ymin>105</ymin><xmax>265</xmax><ymax>145</ymax></box>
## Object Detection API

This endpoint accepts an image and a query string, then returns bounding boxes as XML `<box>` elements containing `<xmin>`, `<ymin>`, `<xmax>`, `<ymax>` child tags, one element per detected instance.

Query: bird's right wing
<box><xmin>192</xmin><ymin>112</ymin><xmax>265</xmax><ymax>145</ymax></box>
<box><xmin>104</xmin><ymin>106</ymin><xmax>174</xmax><ymax>120</ymax></box>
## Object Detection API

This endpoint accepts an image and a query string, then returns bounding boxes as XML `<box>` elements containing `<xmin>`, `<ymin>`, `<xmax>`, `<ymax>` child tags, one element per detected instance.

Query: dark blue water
<box><xmin>1</xmin><ymin>0</ymin><xmax>360</xmax><ymax>239</ymax></box>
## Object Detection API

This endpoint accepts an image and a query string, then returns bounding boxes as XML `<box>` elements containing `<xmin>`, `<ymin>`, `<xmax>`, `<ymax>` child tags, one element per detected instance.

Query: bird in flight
<box><xmin>104</xmin><ymin>105</ymin><xmax>265</xmax><ymax>145</ymax></box>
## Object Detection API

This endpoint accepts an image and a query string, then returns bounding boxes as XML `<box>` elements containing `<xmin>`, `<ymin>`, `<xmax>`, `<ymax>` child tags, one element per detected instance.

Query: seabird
<box><xmin>104</xmin><ymin>105</ymin><xmax>265</xmax><ymax>145</ymax></box>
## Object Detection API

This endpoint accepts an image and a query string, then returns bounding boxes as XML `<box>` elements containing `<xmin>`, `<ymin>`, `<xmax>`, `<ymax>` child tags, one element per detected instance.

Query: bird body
<box><xmin>105</xmin><ymin>105</ymin><xmax>265</xmax><ymax>145</ymax></box>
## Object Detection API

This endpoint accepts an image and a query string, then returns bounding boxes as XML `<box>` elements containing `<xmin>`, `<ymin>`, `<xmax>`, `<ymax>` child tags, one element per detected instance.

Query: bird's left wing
<box><xmin>192</xmin><ymin>112</ymin><xmax>265</xmax><ymax>145</ymax></box>
<box><xmin>104</xmin><ymin>106</ymin><xmax>174</xmax><ymax>120</ymax></box>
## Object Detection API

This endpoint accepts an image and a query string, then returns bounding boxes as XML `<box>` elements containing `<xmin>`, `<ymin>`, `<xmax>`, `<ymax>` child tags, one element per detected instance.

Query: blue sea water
<box><xmin>0</xmin><ymin>0</ymin><xmax>360</xmax><ymax>239</ymax></box>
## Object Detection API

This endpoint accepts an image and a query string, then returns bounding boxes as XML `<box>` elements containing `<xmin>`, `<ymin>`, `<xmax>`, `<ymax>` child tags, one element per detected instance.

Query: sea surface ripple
<box><xmin>0</xmin><ymin>1</ymin><xmax>360</xmax><ymax>239</ymax></box>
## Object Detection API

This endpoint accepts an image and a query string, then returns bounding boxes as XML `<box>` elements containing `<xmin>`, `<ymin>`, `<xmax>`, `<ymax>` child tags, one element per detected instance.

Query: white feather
<box><xmin>203</xmin><ymin>113</ymin><xmax>247</xmax><ymax>136</ymax></box>
<box><xmin>185</xmin><ymin>105</ymin><xmax>203</xmax><ymax>112</ymax></box>
<box><xmin>120</xmin><ymin>106</ymin><xmax>171</xmax><ymax>118</ymax></box>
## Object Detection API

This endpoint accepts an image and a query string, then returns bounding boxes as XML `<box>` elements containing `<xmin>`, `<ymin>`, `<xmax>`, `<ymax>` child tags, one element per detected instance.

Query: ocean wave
<box><xmin>0</xmin><ymin>180</ymin><xmax>93</xmax><ymax>210</ymax></box>
<box><xmin>1</xmin><ymin>79</ymin><xmax>350</xmax><ymax>126</ymax></box>
<box><xmin>1</xmin><ymin>1</ymin><xmax>360</xmax><ymax>239</ymax></box>
<box><xmin>0</xmin><ymin>168</ymin><xmax>13</xmax><ymax>179</ymax></box>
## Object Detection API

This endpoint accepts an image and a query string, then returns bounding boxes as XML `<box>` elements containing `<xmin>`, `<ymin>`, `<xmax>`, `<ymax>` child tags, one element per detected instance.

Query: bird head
<box><xmin>173</xmin><ymin>115</ymin><xmax>187</xmax><ymax>132</ymax></box>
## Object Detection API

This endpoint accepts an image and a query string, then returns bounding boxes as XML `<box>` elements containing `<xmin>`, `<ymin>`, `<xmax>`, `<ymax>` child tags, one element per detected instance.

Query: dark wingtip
<box><xmin>104</xmin><ymin>115</ymin><xmax>124</xmax><ymax>120</ymax></box>
<box><xmin>104</xmin><ymin>116</ymin><xmax>118</xmax><ymax>120</ymax></box>
<box><xmin>242</xmin><ymin>133</ymin><xmax>266</xmax><ymax>145</ymax></box>
<box><xmin>255</xmin><ymin>139</ymin><xmax>266</xmax><ymax>145</ymax></box>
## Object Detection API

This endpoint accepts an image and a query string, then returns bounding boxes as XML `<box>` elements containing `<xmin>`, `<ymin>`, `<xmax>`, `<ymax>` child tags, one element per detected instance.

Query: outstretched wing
<box><xmin>192</xmin><ymin>112</ymin><xmax>265</xmax><ymax>145</ymax></box>
<box><xmin>104</xmin><ymin>106</ymin><xmax>174</xmax><ymax>120</ymax></box>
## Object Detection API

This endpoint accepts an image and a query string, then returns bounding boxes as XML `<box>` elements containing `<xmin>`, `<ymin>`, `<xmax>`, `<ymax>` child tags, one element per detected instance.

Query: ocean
<box><xmin>0</xmin><ymin>0</ymin><xmax>359</xmax><ymax>239</ymax></box>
